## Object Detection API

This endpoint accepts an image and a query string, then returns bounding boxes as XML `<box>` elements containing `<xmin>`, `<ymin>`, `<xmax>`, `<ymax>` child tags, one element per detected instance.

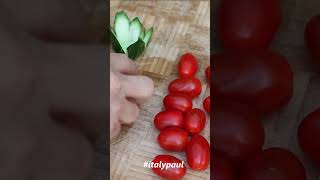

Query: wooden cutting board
<box><xmin>110</xmin><ymin>1</ymin><xmax>210</xmax><ymax>179</ymax></box>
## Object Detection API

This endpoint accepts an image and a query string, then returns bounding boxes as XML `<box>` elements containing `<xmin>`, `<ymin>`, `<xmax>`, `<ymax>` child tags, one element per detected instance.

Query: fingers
<box><xmin>110</xmin><ymin>53</ymin><xmax>139</xmax><ymax>75</ymax></box>
<box><xmin>119</xmin><ymin>99</ymin><xmax>139</xmax><ymax>125</ymax></box>
<box><xmin>120</xmin><ymin>74</ymin><xmax>154</xmax><ymax>103</ymax></box>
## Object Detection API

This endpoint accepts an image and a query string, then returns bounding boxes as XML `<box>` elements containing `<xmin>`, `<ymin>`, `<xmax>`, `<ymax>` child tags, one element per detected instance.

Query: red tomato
<box><xmin>298</xmin><ymin>108</ymin><xmax>320</xmax><ymax>166</ymax></box>
<box><xmin>178</xmin><ymin>53</ymin><xmax>198</xmax><ymax>78</ymax></box>
<box><xmin>168</xmin><ymin>77</ymin><xmax>202</xmax><ymax>98</ymax></box>
<box><xmin>186</xmin><ymin>135</ymin><xmax>210</xmax><ymax>170</ymax></box>
<box><xmin>203</xmin><ymin>96</ymin><xmax>210</xmax><ymax>113</ymax></box>
<box><xmin>205</xmin><ymin>66</ymin><xmax>210</xmax><ymax>84</ymax></box>
<box><xmin>163</xmin><ymin>94</ymin><xmax>193</xmax><ymax>113</ymax></box>
<box><xmin>154</xmin><ymin>110</ymin><xmax>184</xmax><ymax>131</ymax></box>
<box><xmin>305</xmin><ymin>15</ymin><xmax>320</xmax><ymax>67</ymax></box>
<box><xmin>184</xmin><ymin>108</ymin><xmax>206</xmax><ymax>135</ymax></box>
<box><xmin>213</xmin><ymin>51</ymin><xmax>293</xmax><ymax>115</ymax></box>
<box><xmin>158</xmin><ymin>127</ymin><xmax>189</xmax><ymax>151</ymax></box>
<box><xmin>217</xmin><ymin>0</ymin><xmax>282</xmax><ymax>51</ymax></box>
<box><xmin>152</xmin><ymin>155</ymin><xmax>186</xmax><ymax>180</ymax></box>
<box><xmin>213</xmin><ymin>156</ymin><xmax>237</xmax><ymax>180</ymax></box>
<box><xmin>239</xmin><ymin>148</ymin><xmax>306</xmax><ymax>180</ymax></box>
<box><xmin>213</xmin><ymin>100</ymin><xmax>264</xmax><ymax>164</ymax></box>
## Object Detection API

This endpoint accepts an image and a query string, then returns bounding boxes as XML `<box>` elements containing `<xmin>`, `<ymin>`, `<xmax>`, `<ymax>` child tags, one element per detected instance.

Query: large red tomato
<box><xmin>217</xmin><ymin>0</ymin><xmax>282</xmax><ymax>51</ymax></box>
<box><xmin>213</xmin><ymin>51</ymin><xmax>293</xmax><ymax>115</ymax></box>
<box><xmin>212</xmin><ymin>100</ymin><xmax>265</xmax><ymax>164</ymax></box>
<box><xmin>213</xmin><ymin>156</ymin><xmax>237</xmax><ymax>180</ymax></box>
<box><xmin>239</xmin><ymin>148</ymin><xmax>306</xmax><ymax>180</ymax></box>
<box><xmin>305</xmin><ymin>15</ymin><xmax>320</xmax><ymax>67</ymax></box>
<box><xmin>298</xmin><ymin>108</ymin><xmax>320</xmax><ymax>166</ymax></box>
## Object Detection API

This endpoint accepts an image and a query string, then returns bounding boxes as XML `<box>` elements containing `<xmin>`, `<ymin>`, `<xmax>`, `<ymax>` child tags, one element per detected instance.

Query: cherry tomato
<box><xmin>203</xmin><ymin>96</ymin><xmax>210</xmax><ymax>113</ymax></box>
<box><xmin>154</xmin><ymin>110</ymin><xmax>184</xmax><ymax>131</ymax></box>
<box><xmin>239</xmin><ymin>148</ymin><xmax>306</xmax><ymax>180</ymax></box>
<box><xmin>158</xmin><ymin>127</ymin><xmax>189</xmax><ymax>151</ymax></box>
<box><xmin>205</xmin><ymin>66</ymin><xmax>210</xmax><ymax>84</ymax></box>
<box><xmin>163</xmin><ymin>94</ymin><xmax>193</xmax><ymax>113</ymax></box>
<box><xmin>217</xmin><ymin>0</ymin><xmax>282</xmax><ymax>51</ymax></box>
<box><xmin>298</xmin><ymin>108</ymin><xmax>320</xmax><ymax>166</ymax></box>
<box><xmin>186</xmin><ymin>135</ymin><xmax>210</xmax><ymax>170</ymax></box>
<box><xmin>305</xmin><ymin>15</ymin><xmax>320</xmax><ymax>67</ymax></box>
<box><xmin>184</xmin><ymin>108</ymin><xmax>206</xmax><ymax>135</ymax></box>
<box><xmin>152</xmin><ymin>154</ymin><xmax>186</xmax><ymax>180</ymax></box>
<box><xmin>168</xmin><ymin>77</ymin><xmax>202</xmax><ymax>98</ymax></box>
<box><xmin>178</xmin><ymin>53</ymin><xmax>198</xmax><ymax>78</ymax></box>
<box><xmin>213</xmin><ymin>155</ymin><xmax>237</xmax><ymax>180</ymax></box>
<box><xmin>213</xmin><ymin>51</ymin><xmax>293</xmax><ymax>115</ymax></box>
<box><xmin>213</xmin><ymin>100</ymin><xmax>264</xmax><ymax>164</ymax></box>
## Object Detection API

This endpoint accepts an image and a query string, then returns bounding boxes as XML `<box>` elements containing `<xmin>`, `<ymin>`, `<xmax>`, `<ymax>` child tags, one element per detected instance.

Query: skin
<box><xmin>110</xmin><ymin>53</ymin><xmax>154</xmax><ymax>139</ymax></box>
<box><xmin>0</xmin><ymin>0</ymin><xmax>154</xmax><ymax>179</ymax></box>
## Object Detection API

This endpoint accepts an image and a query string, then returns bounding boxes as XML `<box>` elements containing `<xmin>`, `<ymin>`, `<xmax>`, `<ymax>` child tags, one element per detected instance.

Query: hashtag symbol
<box><xmin>143</xmin><ymin>161</ymin><xmax>148</xmax><ymax>168</ymax></box>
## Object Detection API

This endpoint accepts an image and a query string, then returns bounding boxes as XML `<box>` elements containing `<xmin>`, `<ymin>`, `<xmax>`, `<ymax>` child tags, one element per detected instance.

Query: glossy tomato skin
<box><xmin>217</xmin><ymin>0</ymin><xmax>282</xmax><ymax>51</ymax></box>
<box><xmin>178</xmin><ymin>53</ymin><xmax>198</xmax><ymax>78</ymax></box>
<box><xmin>305</xmin><ymin>15</ymin><xmax>320</xmax><ymax>67</ymax></box>
<box><xmin>152</xmin><ymin>155</ymin><xmax>186</xmax><ymax>180</ymax></box>
<box><xmin>213</xmin><ymin>51</ymin><xmax>293</xmax><ymax>115</ymax></box>
<box><xmin>203</xmin><ymin>96</ymin><xmax>210</xmax><ymax>113</ymax></box>
<box><xmin>239</xmin><ymin>148</ymin><xmax>306</xmax><ymax>180</ymax></box>
<box><xmin>298</xmin><ymin>108</ymin><xmax>320</xmax><ymax>166</ymax></box>
<box><xmin>158</xmin><ymin>127</ymin><xmax>189</xmax><ymax>151</ymax></box>
<box><xmin>205</xmin><ymin>66</ymin><xmax>210</xmax><ymax>84</ymax></box>
<box><xmin>154</xmin><ymin>110</ymin><xmax>184</xmax><ymax>130</ymax></box>
<box><xmin>213</xmin><ymin>156</ymin><xmax>237</xmax><ymax>180</ymax></box>
<box><xmin>186</xmin><ymin>135</ymin><xmax>210</xmax><ymax>170</ymax></box>
<box><xmin>213</xmin><ymin>100</ymin><xmax>264</xmax><ymax>164</ymax></box>
<box><xmin>184</xmin><ymin>108</ymin><xmax>206</xmax><ymax>135</ymax></box>
<box><xmin>163</xmin><ymin>94</ymin><xmax>193</xmax><ymax>113</ymax></box>
<box><xmin>168</xmin><ymin>77</ymin><xmax>202</xmax><ymax>98</ymax></box>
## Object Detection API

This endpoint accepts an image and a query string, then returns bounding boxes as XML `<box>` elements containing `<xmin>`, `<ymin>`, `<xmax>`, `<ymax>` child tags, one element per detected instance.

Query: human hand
<box><xmin>110</xmin><ymin>53</ymin><xmax>154</xmax><ymax>139</ymax></box>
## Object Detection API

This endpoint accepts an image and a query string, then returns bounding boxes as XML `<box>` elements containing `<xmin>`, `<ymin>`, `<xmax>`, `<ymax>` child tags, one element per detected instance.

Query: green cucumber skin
<box><xmin>127</xmin><ymin>38</ymin><xmax>145</xmax><ymax>60</ymax></box>
<box><xmin>143</xmin><ymin>28</ymin><xmax>153</xmax><ymax>47</ymax></box>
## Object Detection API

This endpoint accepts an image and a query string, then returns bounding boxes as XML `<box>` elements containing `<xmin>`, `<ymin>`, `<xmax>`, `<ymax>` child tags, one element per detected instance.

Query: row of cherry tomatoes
<box><xmin>213</xmin><ymin>0</ymin><xmax>320</xmax><ymax>179</ymax></box>
<box><xmin>151</xmin><ymin>53</ymin><xmax>211</xmax><ymax>179</ymax></box>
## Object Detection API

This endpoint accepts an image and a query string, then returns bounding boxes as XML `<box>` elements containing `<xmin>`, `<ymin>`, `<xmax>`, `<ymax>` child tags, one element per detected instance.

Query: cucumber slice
<box><xmin>110</xmin><ymin>27</ymin><xmax>124</xmax><ymax>53</ymax></box>
<box><xmin>139</xmin><ymin>27</ymin><xmax>145</xmax><ymax>39</ymax></box>
<box><xmin>127</xmin><ymin>38</ymin><xmax>145</xmax><ymax>60</ymax></box>
<box><xmin>128</xmin><ymin>17</ymin><xmax>142</xmax><ymax>46</ymax></box>
<box><xmin>143</xmin><ymin>28</ymin><xmax>153</xmax><ymax>47</ymax></box>
<box><xmin>114</xmin><ymin>11</ymin><xmax>130</xmax><ymax>52</ymax></box>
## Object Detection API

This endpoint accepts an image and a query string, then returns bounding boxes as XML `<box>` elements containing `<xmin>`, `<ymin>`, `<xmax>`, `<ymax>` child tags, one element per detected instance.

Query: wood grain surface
<box><xmin>110</xmin><ymin>1</ymin><xmax>210</xmax><ymax>180</ymax></box>
<box><xmin>213</xmin><ymin>0</ymin><xmax>320</xmax><ymax>180</ymax></box>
